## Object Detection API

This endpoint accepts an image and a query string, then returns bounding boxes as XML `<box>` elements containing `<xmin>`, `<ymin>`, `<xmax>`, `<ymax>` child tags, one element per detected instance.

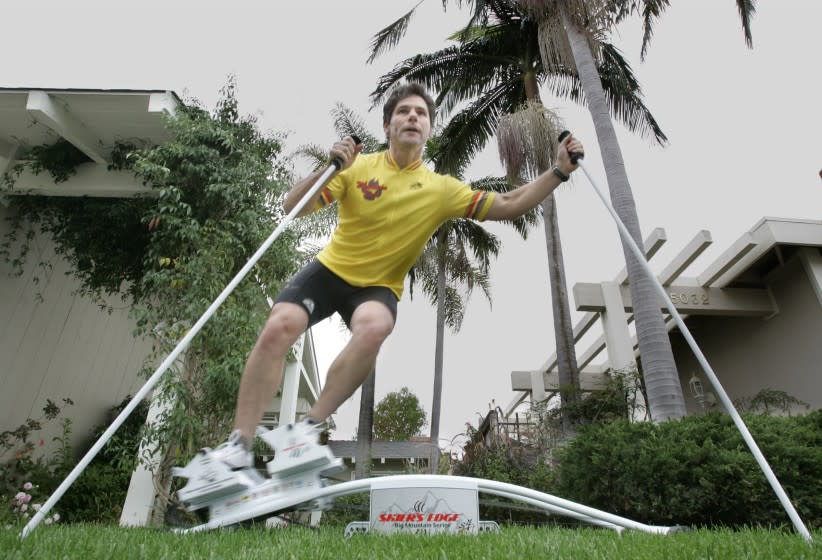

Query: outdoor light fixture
<box><xmin>689</xmin><ymin>372</ymin><xmax>717</xmax><ymax>410</ymax></box>
<box><xmin>688</xmin><ymin>372</ymin><xmax>705</xmax><ymax>401</ymax></box>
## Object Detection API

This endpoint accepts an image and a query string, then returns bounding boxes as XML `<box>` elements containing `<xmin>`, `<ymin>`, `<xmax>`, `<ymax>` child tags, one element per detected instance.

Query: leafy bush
<box><xmin>53</xmin><ymin>397</ymin><xmax>149</xmax><ymax>523</ymax></box>
<box><xmin>1</xmin><ymin>399</ymin><xmax>74</xmax><ymax>527</ymax></box>
<box><xmin>454</xmin><ymin>439</ymin><xmax>556</xmax><ymax>524</ymax></box>
<box><xmin>318</xmin><ymin>493</ymin><xmax>370</xmax><ymax>527</ymax></box>
<box><xmin>555</xmin><ymin>411</ymin><xmax>822</xmax><ymax>528</ymax></box>
<box><xmin>1</xmin><ymin>397</ymin><xmax>149</xmax><ymax>526</ymax></box>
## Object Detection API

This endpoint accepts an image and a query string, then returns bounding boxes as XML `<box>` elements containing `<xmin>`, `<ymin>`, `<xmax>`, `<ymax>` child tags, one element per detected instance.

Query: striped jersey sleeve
<box><xmin>313</xmin><ymin>158</ymin><xmax>359</xmax><ymax>210</ymax></box>
<box><xmin>442</xmin><ymin>175</ymin><xmax>496</xmax><ymax>221</ymax></box>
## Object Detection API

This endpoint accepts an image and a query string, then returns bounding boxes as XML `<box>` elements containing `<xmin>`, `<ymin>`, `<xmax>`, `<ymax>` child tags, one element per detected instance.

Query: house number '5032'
<box><xmin>670</xmin><ymin>292</ymin><xmax>709</xmax><ymax>305</ymax></box>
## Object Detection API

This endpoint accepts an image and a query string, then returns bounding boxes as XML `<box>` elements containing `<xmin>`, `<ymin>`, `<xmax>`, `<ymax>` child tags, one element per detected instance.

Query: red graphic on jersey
<box><xmin>357</xmin><ymin>179</ymin><xmax>387</xmax><ymax>200</ymax></box>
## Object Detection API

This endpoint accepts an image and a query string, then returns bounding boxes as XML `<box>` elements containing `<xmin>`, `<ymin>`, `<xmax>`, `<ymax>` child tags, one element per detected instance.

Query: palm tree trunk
<box><xmin>355</xmin><ymin>369</ymin><xmax>376</xmax><ymax>479</ymax></box>
<box><xmin>524</xmin><ymin>71</ymin><xmax>580</xmax><ymax>422</ymax></box>
<box><xmin>430</xmin><ymin>228</ymin><xmax>448</xmax><ymax>473</ymax></box>
<box><xmin>557</xmin><ymin>0</ymin><xmax>686</xmax><ymax>420</ymax></box>
<box><xmin>541</xmin><ymin>194</ymin><xmax>580</xmax><ymax>423</ymax></box>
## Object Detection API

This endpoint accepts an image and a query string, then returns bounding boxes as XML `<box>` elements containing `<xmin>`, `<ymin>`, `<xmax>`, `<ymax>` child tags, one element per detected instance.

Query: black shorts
<box><xmin>273</xmin><ymin>259</ymin><xmax>398</xmax><ymax>329</ymax></box>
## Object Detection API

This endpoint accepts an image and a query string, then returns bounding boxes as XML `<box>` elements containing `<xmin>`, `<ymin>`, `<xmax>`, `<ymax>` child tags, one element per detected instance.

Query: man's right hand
<box><xmin>329</xmin><ymin>136</ymin><xmax>362</xmax><ymax>171</ymax></box>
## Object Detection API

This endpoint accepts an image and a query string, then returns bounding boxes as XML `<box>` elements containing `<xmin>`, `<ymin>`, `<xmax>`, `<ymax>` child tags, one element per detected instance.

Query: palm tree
<box><xmin>368</xmin><ymin>0</ymin><xmax>666</xmax><ymax>424</ymax></box>
<box><xmin>369</xmin><ymin>0</ymin><xmax>755</xmax><ymax>421</ymax></box>
<box><xmin>496</xmin><ymin>0</ymin><xmax>754</xmax><ymax>420</ymax></box>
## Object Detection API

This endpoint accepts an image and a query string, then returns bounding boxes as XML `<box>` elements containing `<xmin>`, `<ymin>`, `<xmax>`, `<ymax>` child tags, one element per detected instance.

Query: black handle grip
<box><xmin>558</xmin><ymin>130</ymin><xmax>584</xmax><ymax>164</ymax></box>
<box><xmin>330</xmin><ymin>135</ymin><xmax>363</xmax><ymax>170</ymax></box>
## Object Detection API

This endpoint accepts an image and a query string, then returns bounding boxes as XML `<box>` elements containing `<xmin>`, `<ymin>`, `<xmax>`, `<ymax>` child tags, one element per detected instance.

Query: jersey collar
<box><xmin>385</xmin><ymin>150</ymin><xmax>423</xmax><ymax>171</ymax></box>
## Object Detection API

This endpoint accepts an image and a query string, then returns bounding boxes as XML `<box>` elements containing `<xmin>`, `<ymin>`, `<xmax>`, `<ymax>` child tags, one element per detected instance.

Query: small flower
<box><xmin>15</xmin><ymin>492</ymin><xmax>26</xmax><ymax>502</ymax></box>
<box><xmin>23</xmin><ymin>493</ymin><xmax>32</xmax><ymax>503</ymax></box>
<box><xmin>22</xmin><ymin>512</ymin><xmax>29</xmax><ymax>519</ymax></box>
<box><xmin>23</xmin><ymin>482</ymin><xmax>33</xmax><ymax>490</ymax></box>
<box><xmin>20</xmin><ymin>504</ymin><xmax>28</xmax><ymax>512</ymax></box>
<box><xmin>44</xmin><ymin>518</ymin><xmax>52</xmax><ymax>525</ymax></box>
<box><xmin>33</xmin><ymin>503</ymin><xmax>41</xmax><ymax>512</ymax></box>
<box><xmin>52</xmin><ymin>513</ymin><xmax>60</xmax><ymax>522</ymax></box>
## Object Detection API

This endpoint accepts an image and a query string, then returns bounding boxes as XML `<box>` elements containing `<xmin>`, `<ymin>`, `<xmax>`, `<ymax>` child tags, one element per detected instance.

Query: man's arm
<box><xmin>283</xmin><ymin>136</ymin><xmax>362</xmax><ymax>217</ymax></box>
<box><xmin>484</xmin><ymin>134</ymin><xmax>584</xmax><ymax>222</ymax></box>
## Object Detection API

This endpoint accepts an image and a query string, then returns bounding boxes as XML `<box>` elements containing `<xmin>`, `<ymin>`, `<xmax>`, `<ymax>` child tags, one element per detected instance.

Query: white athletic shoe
<box><xmin>210</xmin><ymin>430</ymin><xmax>253</xmax><ymax>470</ymax></box>
<box><xmin>260</xmin><ymin>417</ymin><xmax>338</xmax><ymax>478</ymax></box>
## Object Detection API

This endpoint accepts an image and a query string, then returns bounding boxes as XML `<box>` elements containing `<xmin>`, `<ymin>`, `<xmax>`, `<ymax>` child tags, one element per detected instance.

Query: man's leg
<box><xmin>308</xmin><ymin>301</ymin><xmax>395</xmax><ymax>421</ymax></box>
<box><xmin>233</xmin><ymin>302</ymin><xmax>308</xmax><ymax>443</ymax></box>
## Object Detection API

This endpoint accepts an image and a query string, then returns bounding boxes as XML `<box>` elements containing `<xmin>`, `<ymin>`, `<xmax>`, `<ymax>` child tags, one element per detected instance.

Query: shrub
<box><xmin>54</xmin><ymin>396</ymin><xmax>149</xmax><ymax>523</ymax></box>
<box><xmin>454</xmin><ymin>439</ymin><xmax>556</xmax><ymax>525</ymax></box>
<box><xmin>1</xmin><ymin>397</ymin><xmax>148</xmax><ymax>525</ymax></box>
<box><xmin>318</xmin><ymin>493</ymin><xmax>370</xmax><ymax>527</ymax></box>
<box><xmin>555</xmin><ymin>411</ymin><xmax>822</xmax><ymax>528</ymax></box>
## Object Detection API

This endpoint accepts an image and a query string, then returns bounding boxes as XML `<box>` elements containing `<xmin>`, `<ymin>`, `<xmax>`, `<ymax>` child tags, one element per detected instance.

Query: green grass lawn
<box><xmin>1</xmin><ymin>525</ymin><xmax>819</xmax><ymax>559</ymax></box>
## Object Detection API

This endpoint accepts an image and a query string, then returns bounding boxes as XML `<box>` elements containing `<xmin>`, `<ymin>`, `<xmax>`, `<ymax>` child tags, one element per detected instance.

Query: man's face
<box><xmin>384</xmin><ymin>95</ymin><xmax>431</xmax><ymax>149</ymax></box>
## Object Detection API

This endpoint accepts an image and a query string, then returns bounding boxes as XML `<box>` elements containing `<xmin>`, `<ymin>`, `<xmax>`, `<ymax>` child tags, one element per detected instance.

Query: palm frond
<box><xmin>637</xmin><ymin>0</ymin><xmax>671</xmax><ymax>61</ymax></box>
<box><xmin>449</xmin><ymin>219</ymin><xmax>500</xmax><ymax>271</ymax></box>
<box><xmin>736</xmin><ymin>0</ymin><xmax>756</xmax><ymax>48</ymax></box>
<box><xmin>597</xmin><ymin>43</ymin><xmax>667</xmax><ymax>144</ymax></box>
<box><xmin>407</xmin><ymin>217</ymin><xmax>496</xmax><ymax>333</ymax></box>
<box><xmin>367</xmin><ymin>0</ymin><xmax>424</xmax><ymax>64</ymax></box>
<box><xmin>452</xmin><ymin>0</ymin><xmax>495</xmax><ymax>34</ymax></box>
<box><xmin>430</xmin><ymin>80</ymin><xmax>522</xmax><ymax>175</ymax></box>
<box><xmin>292</xmin><ymin>143</ymin><xmax>329</xmax><ymax>172</ymax></box>
<box><xmin>331</xmin><ymin>103</ymin><xmax>385</xmax><ymax>152</ymax></box>
<box><xmin>291</xmin><ymin>204</ymin><xmax>338</xmax><ymax>240</ymax></box>
<box><xmin>370</xmin><ymin>47</ymin><xmax>466</xmax><ymax>109</ymax></box>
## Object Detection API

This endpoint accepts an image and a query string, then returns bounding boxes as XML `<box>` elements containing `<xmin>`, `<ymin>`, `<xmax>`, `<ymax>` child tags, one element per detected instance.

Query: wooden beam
<box><xmin>573</xmin><ymin>282</ymin><xmax>775</xmax><ymax>317</ymax></box>
<box><xmin>502</xmin><ymin>391</ymin><xmax>529</xmax><ymax>417</ymax></box>
<box><xmin>541</xmin><ymin>228</ymin><xmax>667</xmax><ymax>373</ymax></box>
<box><xmin>658</xmin><ymin>230</ymin><xmax>713</xmax><ymax>285</ymax></box>
<box><xmin>26</xmin><ymin>91</ymin><xmax>108</xmax><ymax>164</ymax></box>
<box><xmin>615</xmin><ymin>227</ymin><xmax>667</xmax><ymax>284</ymax></box>
<box><xmin>577</xmin><ymin>333</ymin><xmax>607</xmax><ymax>370</ymax></box>
<box><xmin>511</xmin><ymin>369</ymin><xmax>609</xmax><ymax>392</ymax></box>
<box><xmin>697</xmin><ymin>233</ymin><xmax>758</xmax><ymax>287</ymax></box>
<box><xmin>9</xmin><ymin>164</ymin><xmax>153</xmax><ymax>197</ymax></box>
<box><xmin>540</xmin><ymin>311</ymin><xmax>598</xmax><ymax>373</ymax></box>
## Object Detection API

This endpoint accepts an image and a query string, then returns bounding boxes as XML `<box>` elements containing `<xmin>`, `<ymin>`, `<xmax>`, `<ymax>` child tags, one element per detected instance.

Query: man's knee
<box><xmin>257</xmin><ymin>303</ymin><xmax>308</xmax><ymax>353</ymax></box>
<box><xmin>351</xmin><ymin>302</ymin><xmax>395</xmax><ymax>349</ymax></box>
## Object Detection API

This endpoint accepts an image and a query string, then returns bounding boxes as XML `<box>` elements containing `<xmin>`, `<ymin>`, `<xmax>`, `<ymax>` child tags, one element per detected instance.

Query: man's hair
<box><xmin>382</xmin><ymin>83</ymin><xmax>436</xmax><ymax>125</ymax></box>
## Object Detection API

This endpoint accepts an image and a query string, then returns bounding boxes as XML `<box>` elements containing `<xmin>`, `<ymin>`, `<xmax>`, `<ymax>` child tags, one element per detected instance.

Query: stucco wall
<box><xmin>672</xmin><ymin>255</ymin><xmax>822</xmax><ymax>414</ymax></box>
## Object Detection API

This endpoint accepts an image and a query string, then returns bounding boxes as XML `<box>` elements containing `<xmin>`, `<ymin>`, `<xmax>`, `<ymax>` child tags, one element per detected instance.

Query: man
<box><xmin>212</xmin><ymin>83</ymin><xmax>584</xmax><ymax>470</ymax></box>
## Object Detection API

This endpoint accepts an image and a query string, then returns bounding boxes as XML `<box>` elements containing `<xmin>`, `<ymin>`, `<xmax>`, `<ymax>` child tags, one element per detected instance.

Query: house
<box><xmin>505</xmin><ymin>217</ymin><xmax>822</xmax><ymax>417</ymax></box>
<box><xmin>0</xmin><ymin>88</ymin><xmax>326</xmax><ymax>526</ymax></box>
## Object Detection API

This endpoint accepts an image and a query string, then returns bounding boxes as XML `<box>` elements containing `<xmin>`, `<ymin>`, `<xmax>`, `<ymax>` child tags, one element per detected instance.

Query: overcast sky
<box><xmin>4</xmin><ymin>1</ymin><xmax>821</xmax><ymax>450</ymax></box>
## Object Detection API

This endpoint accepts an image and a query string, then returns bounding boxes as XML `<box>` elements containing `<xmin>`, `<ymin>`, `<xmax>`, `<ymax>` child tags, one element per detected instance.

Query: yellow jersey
<box><xmin>314</xmin><ymin>151</ymin><xmax>496</xmax><ymax>299</ymax></box>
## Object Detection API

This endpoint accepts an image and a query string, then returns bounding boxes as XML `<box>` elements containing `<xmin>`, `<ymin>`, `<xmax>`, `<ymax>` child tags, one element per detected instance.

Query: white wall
<box><xmin>0</xmin><ymin>204</ymin><xmax>153</xmax><ymax>455</ymax></box>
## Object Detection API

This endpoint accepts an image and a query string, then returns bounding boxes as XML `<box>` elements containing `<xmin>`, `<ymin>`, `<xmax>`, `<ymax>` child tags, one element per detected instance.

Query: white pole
<box><xmin>20</xmin><ymin>162</ymin><xmax>341</xmax><ymax>539</ymax></box>
<box><xmin>575</xmin><ymin>158</ymin><xmax>813</xmax><ymax>543</ymax></box>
